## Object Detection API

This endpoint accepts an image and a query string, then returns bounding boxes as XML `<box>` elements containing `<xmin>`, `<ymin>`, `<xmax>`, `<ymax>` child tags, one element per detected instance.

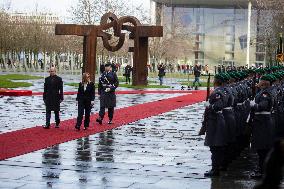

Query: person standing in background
<box><xmin>158</xmin><ymin>64</ymin><xmax>166</xmax><ymax>85</ymax></box>
<box><xmin>124</xmin><ymin>63</ymin><xmax>132</xmax><ymax>84</ymax></box>
<box><xmin>75</xmin><ymin>73</ymin><xmax>95</xmax><ymax>131</ymax></box>
<box><xmin>193</xmin><ymin>63</ymin><xmax>202</xmax><ymax>87</ymax></box>
<box><xmin>100</xmin><ymin>63</ymin><xmax>105</xmax><ymax>74</ymax></box>
<box><xmin>43</xmin><ymin>67</ymin><xmax>64</xmax><ymax>129</ymax></box>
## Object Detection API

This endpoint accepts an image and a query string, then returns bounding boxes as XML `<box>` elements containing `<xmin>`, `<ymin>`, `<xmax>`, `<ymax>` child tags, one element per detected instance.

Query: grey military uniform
<box><xmin>251</xmin><ymin>88</ymin><xmax>274</xmax><ymax>150</ymax></box>
<box><xmin>205</xmin><ymin>87</ymin><xmax>227</xmax><ymax>147</ymax></box>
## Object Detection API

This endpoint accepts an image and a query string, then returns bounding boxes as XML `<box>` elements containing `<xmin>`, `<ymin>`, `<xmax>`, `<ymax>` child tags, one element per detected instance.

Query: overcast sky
<box><xmin>2</xmin><ymin>0</ymin><xmax>150</xmax><ymax>19</ymax></box>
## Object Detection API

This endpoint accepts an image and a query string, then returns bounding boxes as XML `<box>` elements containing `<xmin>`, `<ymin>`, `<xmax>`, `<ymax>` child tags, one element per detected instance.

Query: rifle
<box><xmin>246</xmin><ymin>74</ymin><xmax>257</xmax><ymax>131</ymax></box>
<box><xmin>199</xmin><ymin>73</ymin><xmax>211</xmax><ymax>135</ymax></box>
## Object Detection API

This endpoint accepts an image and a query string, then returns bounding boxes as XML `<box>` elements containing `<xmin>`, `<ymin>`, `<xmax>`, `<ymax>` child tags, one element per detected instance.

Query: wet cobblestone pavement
<box><xmin>1</xmin><ymin>73</ymin><xmax>283</xmax><ymax>189</ymax></box>
<box><xmin>0</xmin><ymin>99</ymin><xmax>271</xmax><ymax>189</ymax></box>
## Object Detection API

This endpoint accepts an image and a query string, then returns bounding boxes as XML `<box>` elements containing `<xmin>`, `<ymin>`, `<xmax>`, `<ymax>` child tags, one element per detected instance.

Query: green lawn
<box><xmin>0</xmin><ymin>74</ymin><xmax>43</xmax><ymax>80</ymax></box>
<box><xmin>66</xmin><ymin>83</ymin><xmax>81</xmax><ymax>88</ymax></box>
<box><xmin>0</xmin><ymin>74</ymin><xmax>41</xmax><ymax>88</ymax></box>
<box><xmin>146</xmin><ymin>72</ymin><xmax>209</xmax><ymax>80</ymax></box>
<box><xmin>117</xmin><ymin>76</ymin><xmax>157</xmax><ymax>84</ymax></box>
<box><xmin>180</xmin><ymin>81</ymin><xmax>213</xmax><ymax>87</ymax></box>
<box><xmin>0</xmin><ymin>79</ymin><xmax>33</xmax><ymax>88</ymax></box>
<box><xmin>119</xmin><ymin>84</ymin><xmax>171</xmax><ymax>89</ymax></box>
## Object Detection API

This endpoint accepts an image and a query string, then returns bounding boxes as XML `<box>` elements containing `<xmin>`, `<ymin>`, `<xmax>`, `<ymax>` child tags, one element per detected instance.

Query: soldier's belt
<box><xmin>223</xmin><ymin>107</ymin><xmax>233</xmax><ymax>110</ymax></box>
<box><xmin>237</xmin><ymin>103</ymin><xmax>243</xmax><ymax>106</ymax></box>
<box><xmin>255</xmin><ymin>111</ymin><xmax>271</xmax><ymax>115</ymax></box>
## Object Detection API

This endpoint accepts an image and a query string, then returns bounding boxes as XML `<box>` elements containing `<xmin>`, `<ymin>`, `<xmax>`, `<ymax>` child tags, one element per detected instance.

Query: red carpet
<box><xmin>0</xmin><ymin>90</ymin><xmax>206</xmax><ymax>160</ymax></box>
<box><xmin>1</xmin><ymin>90</ymin><xmax>194</xmax><ymax>96</ymax></box>
<box><xmin>32</xmin><ymin>90</ymin><xmax>194</xmax><ymax>96</ymax></box>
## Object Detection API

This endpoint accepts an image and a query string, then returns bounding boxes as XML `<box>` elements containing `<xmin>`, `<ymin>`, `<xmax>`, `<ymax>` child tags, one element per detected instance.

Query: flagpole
<box><xmin>246</xmin><ymin>1</ymin><xmax>252</xmax><ymax>68</ymax></box>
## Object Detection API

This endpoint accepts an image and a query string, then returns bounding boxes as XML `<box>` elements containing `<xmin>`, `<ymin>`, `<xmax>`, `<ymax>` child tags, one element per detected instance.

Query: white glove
<box><xmin>105</xmin><ymin>88</ymin><xmax>111</xmax><ymax>92</ymax></box>
<box><xmin>250</xmin><ymin>100</ymin><xmax>256</xmax><ymax>107</ymax></box>
<box><xmin>204</xmin><ymin>101</ymin><xmax>210</xmax><ymax>107</ymax></box>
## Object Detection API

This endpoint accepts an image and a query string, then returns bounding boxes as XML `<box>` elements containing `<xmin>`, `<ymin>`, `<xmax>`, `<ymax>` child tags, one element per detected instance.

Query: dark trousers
<box><xmin>46</xmin><ymin>110</ymin><xmax>60</xmax><ymax>126</ymax></box>
<box><xmin>159</xmin><ymin>76</ymin><xmax>164</xmax><ymax>85</ymax></box>
<box><xmin>76</xmin><ymin>101</ymin><xmax>92</xmax><ymax>128</ymax></box>
<box><xmin>193</xmin><ymin>77</ymin><xmax>201</xmax><ymax>87</ymax></box>
<box><xmin>125</xmin><ymin>75</ymin><xmax>130</xmax><ymax>83</ymax></box>
<box><xmin>99</xmin><ymin>106</ymin><xmax>114</xmax><ymax>121</ymax></box>
<box><xmin>261</xmin><ymin>141</ymin><xmax>284</xmax><ymax>188</ymax></box>
<box><xmin>210</xmin><ymin>146</ymin><xmax>225</xmax><ymax>170</ymax></box>
<box><xmin>257</xmin><ymin>149</ymin><xmax>269</xmax><ymax>172</ymax></box>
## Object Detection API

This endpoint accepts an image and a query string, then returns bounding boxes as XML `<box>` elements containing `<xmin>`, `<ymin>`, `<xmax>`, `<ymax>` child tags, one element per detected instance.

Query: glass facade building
<box><xmin>150</xmin><ymin>0</ymin><xmax>264</xmax><ymax>67</ymax></box>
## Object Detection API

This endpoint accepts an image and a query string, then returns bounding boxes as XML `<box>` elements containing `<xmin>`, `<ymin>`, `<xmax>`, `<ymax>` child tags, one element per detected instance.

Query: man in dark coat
<box><xmin>43</xmin><ymin>67</ymin><xmax>64</xmax><ymax>129</ymax></box>
<box><xmin>124</xmin><ymin>64</ymin><xmax>132</xmax><ymax>84</ymax></box>
<box><xmin>96</xmin><ymin>63</ymin><xmax>119</xmax><ymax>125</ymax></box>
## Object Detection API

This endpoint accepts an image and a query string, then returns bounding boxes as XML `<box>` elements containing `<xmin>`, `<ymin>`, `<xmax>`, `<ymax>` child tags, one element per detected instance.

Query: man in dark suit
<box><xmin>43</xmin><ymin>67</ymin><xmax>64</xmax><ymax>129</ymax></box>
<box><xmin>96</xmin><ymin>63</ymin><xmax>119</xmax><ymax>125</ymax></box>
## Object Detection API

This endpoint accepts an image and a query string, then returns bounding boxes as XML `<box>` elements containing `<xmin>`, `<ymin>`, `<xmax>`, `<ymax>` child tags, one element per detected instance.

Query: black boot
<box><xmin>55</xmin><ymin>122</ymin><xmax>60</xmax><ymax>128</ymax></box>
<box><xmin>75</xmin><ymin>125</ymin><xmax>80</xmax><ymax>131</ymax></box>
<box><xmin>96</xmin><ymin>118</ymin><xmax>102</xmax><ymax>125</ymax></box>
<box><xmin>43</xmin><ymin>124</ymin><xmax>50</xmax><ymax>129</ymax></box>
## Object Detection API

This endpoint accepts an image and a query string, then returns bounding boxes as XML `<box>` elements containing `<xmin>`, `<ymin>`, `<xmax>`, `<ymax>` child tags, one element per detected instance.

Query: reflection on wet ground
<box><xmin>0</xmin><ymin>93</ymin><xmax>182</xmax><ymax>134</ymax></box>
<box><xmin>1</xmin><ymin>102</ymin><xmax>282</xmax><ymax>189</ymax></box>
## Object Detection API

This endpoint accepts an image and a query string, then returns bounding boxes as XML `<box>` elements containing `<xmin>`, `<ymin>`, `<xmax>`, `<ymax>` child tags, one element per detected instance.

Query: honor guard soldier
<box><xmin>204</xmin><ymin>73</ymin><xmax>228</xmax><ymax>177</ymax></box>
<box><xmin>96</xmin><ymin>63</ymin><xmax>119</xmax><ymax>125</ymax></box>
<box><xmin>250</xmin><ymin>74</ymin><xmax>275</xmax><ymax>178</ymax></box>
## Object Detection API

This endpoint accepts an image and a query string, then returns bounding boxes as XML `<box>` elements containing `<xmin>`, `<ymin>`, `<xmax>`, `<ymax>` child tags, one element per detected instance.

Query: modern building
<box><xmin>9</xmin><ymin>12</ymin><xmax>60</xmax><ymax>25</ymax></box>
<box><xmin>150</xmin><ymin>0</ymin><xmax>265</xmax><ymax>68</ymax></box>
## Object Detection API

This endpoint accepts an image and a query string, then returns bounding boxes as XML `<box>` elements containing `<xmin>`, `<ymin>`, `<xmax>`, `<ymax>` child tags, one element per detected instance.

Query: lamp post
<box><xmin>246</xmin><ymin>1</ymin><xmax>252</xmax><ymax>68</ymax></box>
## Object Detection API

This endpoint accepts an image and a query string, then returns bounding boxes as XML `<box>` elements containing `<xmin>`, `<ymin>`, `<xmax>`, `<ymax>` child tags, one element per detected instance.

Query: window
<box><xmin>239</xmin><ymin>35</ymin><xmax>247</xmax><ymax>49</ymax></box>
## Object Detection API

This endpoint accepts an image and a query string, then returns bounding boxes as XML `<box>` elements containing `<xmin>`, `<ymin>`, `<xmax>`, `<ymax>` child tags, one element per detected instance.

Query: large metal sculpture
<box><xmin>55</xmin><ymin>12</ymin><xmax>163</xmax><ymax>85</ymax></box>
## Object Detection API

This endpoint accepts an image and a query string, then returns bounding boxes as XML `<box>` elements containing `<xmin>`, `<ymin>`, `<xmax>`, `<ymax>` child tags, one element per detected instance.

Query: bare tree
<box><xmin>235</xmin><ymin>0</ymin><xmax>284</xmax><ymax>65</ymax></box>
<box><xmin>71</xmin><ymin>0</ymin><xmax>149</xmax><ymax>25</ymax></box>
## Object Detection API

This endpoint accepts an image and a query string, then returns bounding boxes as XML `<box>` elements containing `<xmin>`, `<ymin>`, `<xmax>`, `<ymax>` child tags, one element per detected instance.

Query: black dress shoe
<box><xmin>108</xmin><ymin>120</ymin><xmax>113</xmax><ymax>125</ymax></box>
<box><xmin>43</xmin><ymin>125</ymin><xmax>50</xmax><ymax>129</ymax></box>
<box><xmin>75</xmin><ymin>126</ymin><xmax>80</xmax><ymax>131</ymax></box>
<box><xmin>204</xmin><ymin>169</ymin><xmax>220</xmax><ymax>177</ymax></box>
<box><xmin>55</xmin><ymin>123</ymin><xmax>60</xmax><ymax>128</ymax></box>
<box><xmin>96</xmin><ymin>118</ymin><xmax>102</xmax><ymax>125</ymax></box>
